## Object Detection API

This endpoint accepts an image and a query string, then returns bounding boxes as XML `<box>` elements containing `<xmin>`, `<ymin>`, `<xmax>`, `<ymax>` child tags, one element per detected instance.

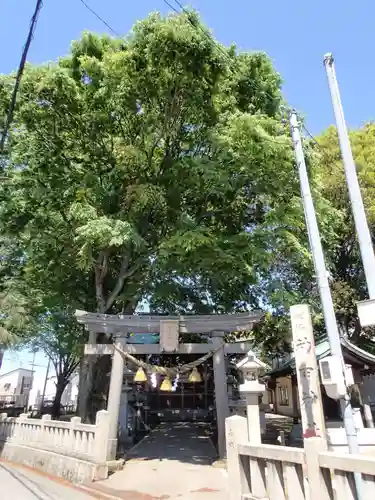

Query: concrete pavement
<box><xmin>0</xmin><ymin>461</ymin><xmax>103</xmax><ymax>500</ymax></box>
<box><xmin>0</xmin><ymin>422</ymin><xmax>228</xmax><ymax>500</ymax></box>
<box><xmin>88</xmin><ymin>422</ymin><xmax>228</xmax><ymax>500</ymax></box>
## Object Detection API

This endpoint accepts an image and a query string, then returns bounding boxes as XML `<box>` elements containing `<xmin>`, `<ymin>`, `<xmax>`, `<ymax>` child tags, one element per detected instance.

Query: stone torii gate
<box><xmin>76</xmin><ymin>310</ymin><xmax>263</xmax><ymax>459</ymax></box>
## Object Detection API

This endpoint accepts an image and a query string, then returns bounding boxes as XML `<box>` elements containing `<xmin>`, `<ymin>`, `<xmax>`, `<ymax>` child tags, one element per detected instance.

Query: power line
<box><xmin>162</xmin><ymin>1</ymin><xmax>289</xmax><ymax>112</ymax></box>
<box><xmin>0</xmin><ymin>0</ymin><xmax>43</xmax><ymax>154</ymax></box>
<box><xmin>162</xmin><ymin>0</ymin><xmax>180</xmax><ymax>14</ymax></box>
<box><xmin>169</xmin><ymin>0</ymin><xmax>185</xmax><ymax>10</ymax></box>
<box><xmin>78</xmin><ymin>0</ymin><xmax>121</xmax><ymax>37</ymax></box>
<box><xmin>165</xmin><ymin>2</ymin><xmax>338</xmax><ymax>157</ymax></box>
<box><xmin>165</xmin><ymin>0</ymin><xmax>323</xmax><ymax>151</ymax></box>
<box><xmin>163</xmin><ymin>0</ymin><xmax>235</xmax><ymax>70</ymax></box>
<box><xmin>170</xmin><ymin>3</ymin><xmax>324</xmax><ymax>153</ymax></box>
<box><xmin>302</xmin><ymin>124</ymin><xmax>320</xmax><ymax>146</ymax></box>
<box><xmin>162</xmin><ymin>0</ymin><xmax>289</xmax><ymax>146</ymax></box>
<box><xmin>302</xmin><ymin>124</ymin><xmax>337</xmax><ymax>163</ymax></box>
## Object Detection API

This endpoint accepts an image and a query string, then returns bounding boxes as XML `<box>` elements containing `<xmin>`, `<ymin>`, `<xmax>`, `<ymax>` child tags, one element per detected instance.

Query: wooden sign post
<box><xmin>290</xmin><ymin>304</ymin><xmax>326</xmax><ymax>441</ymax></box>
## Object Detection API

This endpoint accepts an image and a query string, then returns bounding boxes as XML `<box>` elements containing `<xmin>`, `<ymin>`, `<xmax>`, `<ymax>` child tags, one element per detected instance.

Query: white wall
<box><xmin>0</xmin><ymin>369</ymin><xmax>34</xmax><ymax>406</ymax></box>
<box><xmin>0</xmin><ymin>371</ymin><xmax>20</xmax><ymax>395</ymax></box>
<box><xmin>0</xmin><ymin>369</ymin><xmax>33</xmax><ymax>396</ymax></box>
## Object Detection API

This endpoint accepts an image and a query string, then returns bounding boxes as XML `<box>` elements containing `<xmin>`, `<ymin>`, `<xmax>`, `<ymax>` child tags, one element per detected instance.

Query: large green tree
<box><xmin>312</xmin><ymin>123</ymin><xmax>375</xmax><ymax>346</ymax></box>
<box><xmin>0</xmin><ymin>11</ymin><xmax>333</xmax><ymax>414</ymax></box>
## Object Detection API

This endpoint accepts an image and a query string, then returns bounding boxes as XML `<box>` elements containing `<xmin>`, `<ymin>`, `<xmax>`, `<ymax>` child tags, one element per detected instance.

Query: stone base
<box><xmin>0</xmin><ymin>441</ymin><xmax>108</xmax><ymax>483</ymax></box>
<box><xmin>212</xmin><ymin>459</ymin><xmax>227</xmax><ymax>468</ymax></box>
<box><xmin>107</xmin><ymin>459</ymin><xmax>125</xmax><ymax>473</ymax></box>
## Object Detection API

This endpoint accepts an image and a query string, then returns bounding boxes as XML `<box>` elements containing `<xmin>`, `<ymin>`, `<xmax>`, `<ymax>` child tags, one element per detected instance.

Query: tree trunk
<box><xmin>52</xmin><ymin>376</ymin><xmax>68</xmax><ymax>419</ymax></box>
<box><xmin>87</xmin><ymin>333</ymin><xmax>112</xmax><ymax>423</ymax></box>
<box><xmin>81</xmin><ymin>257</ymin><xmax>138</xmax><ymax>423</ymax></box>
<box><xmin>76</xmin><ymin>356</ymin><xmax>86</xmax><ymax>417</ymax></box>
<box><xmin>86</xmin><ymin>303</ymin><xmax>137</xmax><ymax>423</ymax></box>
<box><xmin>77</xmin><ymin>328</ymin><xmax>95</xmax><ymax>422</ymax></box>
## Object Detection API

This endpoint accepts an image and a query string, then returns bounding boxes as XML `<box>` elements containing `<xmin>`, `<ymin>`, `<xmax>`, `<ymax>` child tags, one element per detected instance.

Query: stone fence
<box><xmin>0</xmin><ymin>410</ymin><xmax>111</xmax><ymax>482</ymax></box>
<box><xmin>226</xmin><ymin>415</ymin><xmax>375</xmax><ymax>500</ymax></box>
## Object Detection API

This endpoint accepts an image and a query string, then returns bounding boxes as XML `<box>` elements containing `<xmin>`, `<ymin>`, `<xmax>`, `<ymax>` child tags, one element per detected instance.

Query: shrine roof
<box><xmin>267</xmin><ymin>336</ymin><xmax>375</xmax><ymax>377</ymax></box>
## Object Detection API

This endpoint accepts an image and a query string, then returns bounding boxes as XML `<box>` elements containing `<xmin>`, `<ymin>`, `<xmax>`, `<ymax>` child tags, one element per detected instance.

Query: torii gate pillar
<box><xmin>106</xmin><ymin>340</ymin><xmax>125</xmax><ymax>460</ymax></box>
<box><xmin>212</xmin><ymin>331</ymin><xmax>230</xmax><ymax>458</ymax></box>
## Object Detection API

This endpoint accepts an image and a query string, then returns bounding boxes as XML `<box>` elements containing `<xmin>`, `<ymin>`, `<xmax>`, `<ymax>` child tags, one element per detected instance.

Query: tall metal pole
<box><xmin>26</xmin><ymin>351</ymin><xmax>37</xmax><ymax>412</ymax></box>
<box><xmin>40</xmin><ymin>358</ymin><xmax>51</xmax><ymax>411</ymax></box>
<box><xmin>324</xmin><ymin>53</ymin><xmax>375</xmax><ymax>299</ymax></box>
<box><xmin>289</xmin><ymin>110</ymin><xmax>363</xmax><ymax>498</ymax></box>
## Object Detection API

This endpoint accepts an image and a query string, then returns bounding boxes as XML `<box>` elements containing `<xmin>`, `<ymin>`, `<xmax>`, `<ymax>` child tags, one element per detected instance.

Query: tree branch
<box><xmin>104</xmin><ymin>253</ymin><xmax>142</xmax><ymax>313</ymax></box>
<box><xmin>65</xmin><ymin>359</ymin><xmax>80</xmax><ymax>379</ymax></box>
<box><xmin>95</xmin><ymin>250</ymin><xmax>109</xmax><ymax>312</ymax></box>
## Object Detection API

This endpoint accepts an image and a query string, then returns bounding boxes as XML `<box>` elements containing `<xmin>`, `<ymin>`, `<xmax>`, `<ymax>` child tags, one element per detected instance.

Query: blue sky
<box><xmin>1</xmin><ymin>349</ymin><xmax>48</xmax><ymax>378</ymax></box>
<box><xmin>1</xmin><ymin>0</ymin><xmax>375</xmax><ymax>134</ymax></box>
<box><xmin>1</xmin><ymin>1</ymin><xmax>374</xmax><ymax>373</ymax></box>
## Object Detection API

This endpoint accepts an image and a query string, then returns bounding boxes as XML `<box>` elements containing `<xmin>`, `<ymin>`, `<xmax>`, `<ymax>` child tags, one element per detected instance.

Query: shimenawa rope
<box><xmin>113</xmin><ymin>342</ymin><xmax>220</xmax><ymax>377</ymax></box>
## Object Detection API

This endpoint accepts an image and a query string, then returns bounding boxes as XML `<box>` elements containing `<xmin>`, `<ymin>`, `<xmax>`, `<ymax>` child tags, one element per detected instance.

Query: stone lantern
<box><xmin>236</xmin><ymin>351</ymin><xmax>267</xmax><ymax>444</ymax></box>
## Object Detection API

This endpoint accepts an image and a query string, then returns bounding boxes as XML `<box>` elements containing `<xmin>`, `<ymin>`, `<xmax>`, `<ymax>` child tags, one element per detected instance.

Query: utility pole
<box><xmin>289</xmin><ymin>110</ymin><xmax>363</xmax><ymax>498</ymax></box>
<box><xmin>40</xmin><ymin>358</ymin><xmax>51</xmax><ymax>411</ymax></box>
<box><xmin>324</xmin><ymin>53</ymin><xmax>375</xmax><ymax>326</ymax></box>
<box><xmin>25</xmin><ymin>351</ymin><xmax>37</xmax><ymax>412</ymax></box>
<box><xmin>0</xmin><ymin>0</ymin><xmax>43</xmax><ymax>153</ymax></box>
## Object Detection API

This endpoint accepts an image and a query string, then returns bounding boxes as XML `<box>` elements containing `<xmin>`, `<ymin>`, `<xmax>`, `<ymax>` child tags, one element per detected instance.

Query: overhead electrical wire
<box><xmin>163</xmin><ymin>0</ymin><xmax>280</xmax><ymax>102</ymax></box>
<box><xmin>0</xmin><ymin>0</ymin><xmax>323</xmax><ymax>158</ymax></box>
<box><xmin>163</xmin><ymin>0</ymin><xmax>331</xmax><ymax>152</ymax></box>
<box><xmin>162</xmin><ymin>0</ymin><xmax>180</xmax><ymax>14</ymax></box>
<box><xmin>78</xmin><ymin>0</ymin><xmax>121</xmax><ymax>37</ymax></box>
<box><xmin>0</xmin><ymin>0</ymin><xmax>43</xmax><ymax>154</ymax></box>
<box><xmin>0</xmin><ymin>0</ymin><xmax>120</xmax><ymax>155</ymax></box>
<box><xmin>302</xmin><ymin>123</ymin><xmax>338</xmax><ymax>165</ymax></box>
<box><xmin>161</xmin><ymin>0</ymin><xmax>290</xmax><ymax>146</ymax></box>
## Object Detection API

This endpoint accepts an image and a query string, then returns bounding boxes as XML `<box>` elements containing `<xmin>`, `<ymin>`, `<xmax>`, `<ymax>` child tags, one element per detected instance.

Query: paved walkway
<box><xmin>0</xmin><ymin>461</ymin><xmax>96</xmax><ymax>500</ymax></box>
<box><xmin>89</xmin><ymin>422</ymin><xmax>228</xmax><ymax>500</ymax></box>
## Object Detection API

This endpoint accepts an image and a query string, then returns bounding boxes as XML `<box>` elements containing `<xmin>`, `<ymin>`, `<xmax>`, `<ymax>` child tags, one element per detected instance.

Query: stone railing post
<box><xmin>93</xmin><ymin>410</ymin><xmax>110</xmax><ymax>463</ymax></box>
<box><xmin>13</xmin><ymin>413</ymin><xmax>28</xmax><ymax>443</ymax></box>
<box><xmin>69</xmin><ymin>416</ymin><xmax>81</xmax><ymax>453</ymax></box>
<box><xmin>239</xmin><ymin>377</ymin><xmax>267</xmax><ymax>499</ymax></box>
<box><xmin>304</xmin><ymin>437</ymin><xmax>334</xmax><ymax>500</ymax></box>
<box><xmin>226</xmin><ymin>415</ymin><xmax>248</xmax><ymax>500</ymax></box>
<box><xmin>0</xmin><ymin>413</ymin><xmax>7</xmax><ymax>440</ymax></box>
<box><xmin>40</xmin><ymin>414</ymin><xmax>52</xmax><ymax>447</ymax></box>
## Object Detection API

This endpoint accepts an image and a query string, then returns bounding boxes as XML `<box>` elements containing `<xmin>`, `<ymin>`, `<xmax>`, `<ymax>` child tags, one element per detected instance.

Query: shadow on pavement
<box><xmin>125</xmin><ymin>421</ymin><xmax>218</xmax><ymax>465</ymax></box>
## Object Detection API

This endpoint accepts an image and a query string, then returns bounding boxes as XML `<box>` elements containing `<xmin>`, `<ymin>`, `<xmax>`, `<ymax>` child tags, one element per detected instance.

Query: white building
<box><xmin>0</xmin><ymin>364</ymin><xmax>80</xmax><ymax>410</ymax></box>
<box><xmin>0</xmin><ymin>368</ymin><xmax>34</xmax><ymax>407</ymax></box>
<box><xmin>28</xmin><ymin>371</ymin><xmax>80</xmax><ymax>409</ymax></box>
